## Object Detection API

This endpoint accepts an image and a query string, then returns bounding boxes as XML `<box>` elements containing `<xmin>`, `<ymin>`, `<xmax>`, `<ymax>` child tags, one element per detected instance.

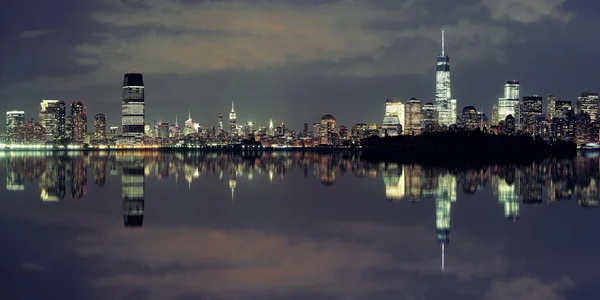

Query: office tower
<box><xmin>39</xmin><ymin>100</ymin><xmax>66</xmax><ymax>142</ymax></box>
<box><xmin>156</xmin><ymin>122</ymin><xmax>169</xmax><ymax>139</ymax></box>
<box><xmin>303</xmin><ymin>123</ymin><xmax>309</xmax><ymax>136</ymax></box>
<box><xmin>13</xmin><ymin>119</ymin><xmax>46</xmax><ymax>144</ymax></box>
<box><xmin>492</xmin><ymin>104</ymin><xmax>499</xmax><ymax>126</ymax></box>
<box><xmin>218</xmin><ymin>114</ymin><xmax>223</xmax><ymax>130</ymax></box>
<box><xmin>319</xmin><ymin>114</ymin><xmax>336</xmax><ymax>145</ymax></box>
<box><xmin>184</xmin><ymin>111</ymin><xmax>194</xmax><ymax>135</ymax></box>
<box><xmin>497</xmin><ymin>81</ymin><xmax>520</xmax><ymax>126</ymax></box>
<box><xmin>229</xmin><ymin>101</ymin><xmax>237</xmax><ymax>134</ymax></box>
<box><xmin>504</xmin><ymin>115</ymin><xmax>516</xmax><ymax>134</ymax></box>
<box><xmin>405</xmin><ymin>98</ymin><xmax>422</xmax><ymax>135</ymax></box>
<box><xmin>6</xmin><ymin>110</ymin><xmax>25</xmax><ymax>143</ymax></box>
<box><xmin>521</xmin><ymin>96</ymin><xmax>543</xmax><ymax>132</ymax></box>
<box><xmin>121</xmin><ymin>155</ymin><xmax>145</xmax><ymax>227</ymax></box>
<box><xmin>422</xmin><ymin>102</ymin><xmax>438</xmax><ymax>133</ymax></box>
<box><xmin>121</xmin><ymin>73</ymin><xmax>145</xmax><ymax>144</ymax></box>
<box><xmin>547</xmin><ymin>94</ymin><xmax>556</xmax><ymax>119</ymax></box>
<box><xmin>94</xmin><ymin>113</ymin><xmax>107</xmax><ymax>140</ymax></box>
<box><xmin>577</xmin><ymin>91</ymin><xmax>599</xmax><ymax>121</ymax></box>
<box><xmin>382</xmin><ymin>98</ymin><xmax>404</xmax><ymax>136</ymax></box>
<box><xmin>554</xmin><ymin>100</ymin><xmax>572</xmax><ymax>119</ymax></box>
<box><xmin>71</xmin><ymin>101</ymin><xmax>87</xmax><ymax>143</ymax></box>
<box><xmin>478</xmin><ymin>112</ymin><xmax>489</xmax><ymax>129</ymax></box>
<box><xmin>461</xmin><ymin>106</ymin><xmax>478</xmax><ymax>130</ymax></box>
<box><xmin>65</xmin><ymin>115</ymin><xmax>73</xmax><ymax>140</ymax></box>
<box><xmin>435</xmin><ymin>29</ymin><xmax>456</xmax><ymax>127</ymax></box>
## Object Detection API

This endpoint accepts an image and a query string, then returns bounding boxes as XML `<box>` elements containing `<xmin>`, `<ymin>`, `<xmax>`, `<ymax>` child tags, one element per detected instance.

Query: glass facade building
<box><xmin>382</xmin><ymin>98</ymin><xmax>404</xmax><ymax>136</ymax></box>
<box><xmin>121</xmin><ymin>73</ymin><xmax>145</xmax><ymax>144</ymax></box>
<box><xmin>435</xmin><ymin>30</ymin><xmax>456</xmax><ymax>127</ymax></box>
<box><xmin>577</xmin><ymin>91</ymin><xmax>599</xmax><ymax>122</ymax></box>
<box><xmin>405</xmin><ymin>98</ymin><xmax>422</xmax><ymax>135</ymax></box>
<box><xmin>6</xmin><ymin>110</ymin><xmax>25</xmax><ymax>143</ymax></box>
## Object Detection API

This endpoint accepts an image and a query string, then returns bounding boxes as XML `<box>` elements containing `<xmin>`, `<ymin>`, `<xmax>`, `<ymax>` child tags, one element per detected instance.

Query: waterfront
<box><xmin>1</xmin><ymin>151</ymin><xmax>600</xmax><ymax>299</ymax></box>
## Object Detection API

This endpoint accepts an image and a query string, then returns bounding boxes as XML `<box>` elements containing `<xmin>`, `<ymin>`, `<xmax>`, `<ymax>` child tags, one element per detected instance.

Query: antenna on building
<box><xmin>441</xmin><ymin>28</ymin><xmax>445</xmax><ymax>56</ymax></box>
<box><xmin>188</xmin><ymin>110</ymin><xmax>191</xmax><ymax>120</ymax></box>
<box><xmin>231</xmin><ymin>101</ymin><xmax>235</xmax><ymax>112</ymax></box>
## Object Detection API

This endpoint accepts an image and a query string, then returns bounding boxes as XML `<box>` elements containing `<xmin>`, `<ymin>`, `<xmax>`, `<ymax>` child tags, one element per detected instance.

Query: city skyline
<box><xmin>0</xmin><ymin>0</ymin><xmax>596</xmax><ymax>130</ymax></box>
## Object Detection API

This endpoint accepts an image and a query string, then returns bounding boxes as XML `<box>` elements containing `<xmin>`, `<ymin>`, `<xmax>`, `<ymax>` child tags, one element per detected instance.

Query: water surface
<box><xmin>1</xmin><ymin>151</ymin><xmax>599</xmax><ymax>300</ymax></box>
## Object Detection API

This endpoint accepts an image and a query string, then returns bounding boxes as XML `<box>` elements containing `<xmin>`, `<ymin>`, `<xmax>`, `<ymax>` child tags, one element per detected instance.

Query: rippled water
<box><xmin>1</xmin><ymin>151</ymin><xmax>599</xmax><ymax>300</ymax></box>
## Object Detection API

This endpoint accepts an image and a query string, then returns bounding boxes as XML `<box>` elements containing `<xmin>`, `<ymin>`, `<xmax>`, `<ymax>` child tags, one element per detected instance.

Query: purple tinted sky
<box><xmin>1</xmin><ymin>0</ymin><xmax>599</xmax><ymax>129</ymax></box>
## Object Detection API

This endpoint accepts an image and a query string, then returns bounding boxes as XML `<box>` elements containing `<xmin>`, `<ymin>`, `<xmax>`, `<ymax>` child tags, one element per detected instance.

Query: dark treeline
<box><xmin>360</xmin><ymin>131</ymin><xmax>577</xmax><ymax>165</ymax></box>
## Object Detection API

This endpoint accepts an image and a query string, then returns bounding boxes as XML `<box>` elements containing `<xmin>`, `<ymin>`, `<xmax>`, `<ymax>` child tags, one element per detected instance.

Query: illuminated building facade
<box><xmin>577</xmin><ymin>91</ymin><xmax>599</xmax><ymax>121</ymax></box>
<box><xmin>554</xmin><ymin>100</ymin><xmax>572</xmax><ymax>119</ymax></box>
<box><xmin>382</xmin><ymin>98</ymin><xmax>404</xmax><ymax>136</ymax></box>
<box><xmin>229</xmin><ymin>102</ymin><xmax>237</xmax><ymax>134</ymax></box>
<box><xmin>521</xmin><ymin>96</ymin><xmax>543</xmax><ymax>132</ymax></box>
<box><xmin>461</xmin><ymin>106</ymin><xmax>478</xmax><ymax>130</ymax></box>
<box><xmin>422</xmin><ymin>102</ymin><xmax>438</xmax><ymax>132</ymax></box>
<box><xmin>405</xmin><ymin>98</ymin><xmax>422</xmax><ymax>135</ymax></box>
<box><xmin>184</xmin><ymin>111</ymin><xmax>194</xmax><ymax>135</ymax></box>
<box><xmin>547</xmin><ymin>94</ymin><xmax>556</xmax><ymax>119</ymax></box>
<box><xmin>435</xmin><ymin>29</ymin><xmax>456</xmax><ymax>127</ymax></box>
<box><xmin>218</xmin><ymin>114</ymin><xmax>223</xmax><ymax>130</ymax></box>
<box><xmin>121</xmin><ymin>73</ymin><xmax>145</xmax><ymax>144</ymax></box>
<box><xmin>93</xmin><ymin>113</ymin><xmax>107</xmax><ymax>140</ymax></box>
<box><xmin>492</xmin><ymin>104</ymin><xmax>499</xmax><ymax>126</ymax></box>
<box><xmin>13</xmin><ymin>120</ymin><xmax>46</xmax><ymax>144</ymax></box>
<box><xmin>71</xmin><ymin>101</ymin><xmax>87</xmax><ymax>143</ymax></box>
<box><xmin>39</xmin><ymin>100</ymin><xmax>65</xmax><ymax>141</ymax></box>
<box><xmin>320</xmin><ymin>114</ymin><xmax>337</xmax><ymax>145</ymax></box>
<box><xmin>497</xmin><ymin>81</ymin><xmax>520</xmax><ymax>127</ymax></box>
<box><xmin>6</xmin><ymin>110</ymin><xmax>25</xmax><ymax>143</ymax></box>
<box><xmin>156</xmin><ymin>122</ymin><xmax>170</xmax><ymax>139</ymax></box>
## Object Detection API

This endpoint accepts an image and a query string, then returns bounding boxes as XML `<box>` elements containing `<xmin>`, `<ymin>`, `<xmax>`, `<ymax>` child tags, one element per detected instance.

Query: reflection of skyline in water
<box><xmin>2</xmin><ymin>151</ymin><xmax>599</xmax><ymax>270</ymax></box>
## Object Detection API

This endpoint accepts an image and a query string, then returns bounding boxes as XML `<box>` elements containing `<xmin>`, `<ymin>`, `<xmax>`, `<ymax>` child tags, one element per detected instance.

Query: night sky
<box><xmin>0</xmin><ymin>0</ymin><xmax>597</xmax><ymax>129</ymax></box>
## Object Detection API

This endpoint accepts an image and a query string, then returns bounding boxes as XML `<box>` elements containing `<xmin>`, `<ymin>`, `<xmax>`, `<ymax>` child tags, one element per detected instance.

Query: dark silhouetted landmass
<box><xmin>360</xmin><ymin>131</ymin><xmax>576</xmax><ymax>165</ymax></box>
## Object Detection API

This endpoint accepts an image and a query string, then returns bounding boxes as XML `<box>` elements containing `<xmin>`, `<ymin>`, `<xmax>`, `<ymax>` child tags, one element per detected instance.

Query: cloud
<box><xmin>483</xmin><ymin>0</ymin><xmax>575</xmax><ymax>23</ymax></box>
<box><xmin>20</xmin><ymin>262</ymin><xmax>47</xmax><ymax>271</ymax></box>
<box><xmin>19</xmin><ymin>29</ymin><xmax>53</xmax><ymax>39</ymax></box>
<box><xmin>483</xmin><ymin>276</ymin><xmax>574</xmax><ymax>300</ymax></box>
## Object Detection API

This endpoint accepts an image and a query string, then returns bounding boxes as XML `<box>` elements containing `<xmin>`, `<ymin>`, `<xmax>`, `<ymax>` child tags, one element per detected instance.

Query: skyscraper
<box><xmin>71</xmin><ymin>101</ymin><xmax>87</xmax><ymax>143</ymax></box>
<box><xmin>521</xmin><ymin>96</ymin><xmax>543</xmax><ymax>132</ymax></box>
<box><xmin>577</xmin><ymin>91</ymin><xmax>599</xmax><ymax>121</ymax></box>
<box><xmin>184</xmin><ymin>111</ymin><xmax>194</xmax><ymax>135</ymax></box>
<box><xmin>547</xmin><ymin>94</ymin><xmax>556</xmax><ymax>119</ymax></box>
<box><xmin>229</xmin><ymin>101</ymin><xmax>237</xmax><ymax>134</ymax></box>
<box><xmin>554</xmin><ymin>100</ymin><xmax>572</xmax><ymax>119</ymax></box>
<box><xmin>121</xmin><ymin>73</ymin><xmax>145</xmax><ymax>144</ymax></box>
<box><xmin>492</xmin><ymin>104</ymin><xmax>499</xmax><ymax>126</ymax></box>
<box><xmin>56</xmin><ymin>101</ymin><xmax>66</xmax><ymax>141</ymax></box>
<box><xmin>6</xmin><ymin>111</ymin><xmax>25</xmax><ymax>143</ymax></box>
<box><xmin>422</xmin><ymin>102</ymin><xmax>438</xmax><ymax>132</ymax></box>
<box><xmin>218</xmin><ymin>114</ymin><xmax>223</xmax><ymax>130</ymax></box>
<box><xmin>497</xmin><ymin>81</ymin><xmax>520</xmax><ymax>126</ymax></box>
<box><xmin>382</xmin><ymin>98</ymin><xmax>404</xmax><ymax>136</ymax></box>
<box><xmin>435</xmin><ymin>29</ymin><xmax>456</xmax><ymax>127</ymax></box>
<box><xmin>405</xmin><ymin>98</ymin><xmax>422</xmax><ymax>135</ymax></box>
<box><xmin>39</xmin><ymin>100</ymin><xmax>65</xmax><ymax>142</ymax></box>
<box><xmin>320</xmin><ymin>114</ymin><xmax>337</xmax><ymax>145</ymax></box>
<box><xmin>461</xmin><ymin>106</ymin><xmax>478</xmax><ymax>130</ymax></box>
<box><xmin>94</xmin><ymin>113</ymin><xmax>107</xmax><ymax>140</ymax></box>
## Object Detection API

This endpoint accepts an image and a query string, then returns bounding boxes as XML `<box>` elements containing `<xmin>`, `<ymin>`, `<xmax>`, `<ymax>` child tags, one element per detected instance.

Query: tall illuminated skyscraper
<box><xmin>547</xmin><ymin>94</ymin><xmax>556</xmax><ymax>119</ymax></box>
<box><xmin>577</xmin><ymin>91</ymin><xmax>599</xmax><ymax>121</ymax></box>
<box><xmin>422</xmin><ymin>102</ymin><xmax>438</xmax><ymax>132</ymax></box>
<box><xmin>229</xmin><ymin>101</ymin><xmax>237</xmax><ymax>133</ymax></box>
<box><xmin>121</xmin><ymin>73</ymin><xmax>145</xmax><ymax>144</ymax></box>
<box><xmin>6</xmin><ymin>110</ymin><xmax>25</xmax><ymax>143</ymax></box>
<box><xmin>39</xmin><ymin>100</ymin><xmax>65</xmax><ymax>141</ymax></box>
<box><xmin>382</xmin><ymin>98</ymin><xmax>404</xmax><ymax>136</ymax></box>
<box><xmin>218</xmin><ymin>114</ymin><xmax>223</xmax><ymax>130</ymax></box>
<box><xmin>71</xmin><ymin>101</ymin><xmax>87</xmax><ymax>143</ymax></box>
<box><xmin>521</xmin><ymin>96</ymin><xmax>543</xmax><ymax>132</ymax></box>
<box><xmin>497</xmin><ymin>81</ymin><xmax>520</xmax><ymax>125</ymax></box>
<box><xmin>94</xmin><ymin>113</ymin><xmax>107</xmax><ymax>140</ymax></box>
<box><xmin>405</xmin><ymin>98</ymin><xmax>422</xmax><ymax>135</ymax></box>
<box><xmin>435</xmin><ymin>29</ymin><xmax>456</xmax><ymax>127</ymax></box>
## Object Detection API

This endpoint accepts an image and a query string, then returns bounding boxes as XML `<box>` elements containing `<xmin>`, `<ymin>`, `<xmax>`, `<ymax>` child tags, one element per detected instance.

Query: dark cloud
<box><xmin>0</xmin><ymin>0</ymin><xmax>586</xmax><ymax>129</ymax></box>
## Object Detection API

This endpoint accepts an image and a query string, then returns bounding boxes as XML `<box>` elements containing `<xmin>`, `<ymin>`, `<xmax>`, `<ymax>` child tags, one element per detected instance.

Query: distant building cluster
<box><xmin>2</xmin><ymin>30</ymin><xmax>600</xmax><ymax>149</ymax></box>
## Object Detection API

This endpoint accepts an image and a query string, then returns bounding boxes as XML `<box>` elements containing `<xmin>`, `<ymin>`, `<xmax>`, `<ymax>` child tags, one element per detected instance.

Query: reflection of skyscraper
<box><xmin>497</xmin><ymin>175</ymin><xmax>520</xmax><ymax>220</ymax></box>
<box><xmin>435</xmin><ymin>173</ymin><xmax>456</xmax><ymax>272</ymax></box>
<box><xmin>382</xmin><ymin>163</ymin><xmax>405</xmax><ymax>201</ymax></box>
<box><xmin>71</xmin><ymin>155</ymin><xmax>87</xmax><ymax>199</ymax></box>
<box><xmin>40</xmin><ymin>157</ymin><xmax>66</xmax><ymax>201</ymax></box>
<box><xmin>121</xmin><ymin>155</ymin><xmax>145</xmax><ymax>227</ymax></box>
